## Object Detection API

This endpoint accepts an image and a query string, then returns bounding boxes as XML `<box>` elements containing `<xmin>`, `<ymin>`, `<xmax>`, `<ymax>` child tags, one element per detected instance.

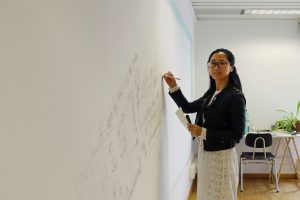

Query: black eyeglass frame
<box><xmin>207</xmin><ymin>61</ymin><xmax>230</xmax><ymax>69</ymax></box>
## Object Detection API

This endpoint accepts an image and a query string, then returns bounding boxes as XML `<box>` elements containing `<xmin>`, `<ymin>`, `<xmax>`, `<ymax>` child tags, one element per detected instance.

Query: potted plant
<box><xmin>273</xmin><ymin>100</ymin><xmax>300</xmax><ymax>133</ymax></box>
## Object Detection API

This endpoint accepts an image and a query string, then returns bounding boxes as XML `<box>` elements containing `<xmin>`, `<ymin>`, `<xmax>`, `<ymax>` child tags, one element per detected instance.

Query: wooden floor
<box><xmin>188</xmin><ymin>178</ymin><xmax>300</xmax><ymax>200</ymax></box>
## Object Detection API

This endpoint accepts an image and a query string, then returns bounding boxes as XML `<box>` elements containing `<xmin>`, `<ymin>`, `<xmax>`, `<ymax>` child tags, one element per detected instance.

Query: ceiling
<box><xmin>191</xmin><ymin>0</ymin><xmax>300</xmax><ymax>20</ymax></box>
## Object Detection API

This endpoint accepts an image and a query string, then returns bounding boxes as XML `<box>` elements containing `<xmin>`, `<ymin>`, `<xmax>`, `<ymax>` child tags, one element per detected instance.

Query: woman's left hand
<box><xmin>187</xmin><ymin>124</ymin><xmax>202</xmax><ymax>137</ymax></box>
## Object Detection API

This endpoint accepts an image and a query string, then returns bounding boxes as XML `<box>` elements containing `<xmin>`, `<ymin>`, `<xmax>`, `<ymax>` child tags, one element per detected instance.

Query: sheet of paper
<box><xmin>175</xmin><ymin>107</ymin><xmax>189</xmax><ymax>129</ymax></box>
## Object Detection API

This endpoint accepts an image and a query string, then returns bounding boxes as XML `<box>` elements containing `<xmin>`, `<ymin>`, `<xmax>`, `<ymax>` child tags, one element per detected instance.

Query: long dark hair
<box><xmin>206</xmin><ymin>48</ymin><xmax>243</xmax><ymax>92</ymax></box>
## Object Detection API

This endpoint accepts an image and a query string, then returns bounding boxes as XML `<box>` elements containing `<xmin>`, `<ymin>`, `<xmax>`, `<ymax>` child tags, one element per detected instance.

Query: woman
<box><xmin>163</xmin><ymin>48</ymin><xmax>246</xmax><ymax>200</ymax></box>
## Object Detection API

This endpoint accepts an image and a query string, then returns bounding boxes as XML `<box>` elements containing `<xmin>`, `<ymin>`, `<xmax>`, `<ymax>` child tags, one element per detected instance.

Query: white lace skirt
<box><xmin>197</xmin><ymin>141</ymin><xmax>239</xmax><ymax>200</ymax></box>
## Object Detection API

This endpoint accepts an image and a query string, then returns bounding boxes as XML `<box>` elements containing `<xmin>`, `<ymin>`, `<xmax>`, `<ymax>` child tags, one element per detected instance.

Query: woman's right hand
<box><xmin>162</xmin><ymin>71</ymin><xmax>177</xmax><ymax>88</ymax></box>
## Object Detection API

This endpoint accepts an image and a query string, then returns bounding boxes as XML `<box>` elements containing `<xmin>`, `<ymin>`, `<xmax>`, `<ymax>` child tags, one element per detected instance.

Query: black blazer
<box><xmin>169</xmin><ymin>84</ymin><xmax>246</xmax><ymax>145</ymax></box>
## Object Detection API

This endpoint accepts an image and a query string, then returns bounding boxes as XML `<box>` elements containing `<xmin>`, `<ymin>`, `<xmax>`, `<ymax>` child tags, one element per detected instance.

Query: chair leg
<box><xmin>240</xmin><ymin>157</ymin><xmax>243</xmax><ymax>192</ymax></box>
<box><xmin>273</xmin><ymin>159</ymin><xmax>279</xmax><ymax>193</ymax></box>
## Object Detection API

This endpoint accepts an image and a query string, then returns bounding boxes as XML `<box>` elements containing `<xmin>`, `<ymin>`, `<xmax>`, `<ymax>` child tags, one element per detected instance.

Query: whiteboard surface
<box><xmin>0</xmin><ymin>0</ymin><xmax>195</xmax><ymax>199</ymax></box>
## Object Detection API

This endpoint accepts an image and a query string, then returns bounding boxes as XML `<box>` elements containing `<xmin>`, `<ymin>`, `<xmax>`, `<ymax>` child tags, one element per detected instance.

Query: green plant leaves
<box><xmin>273</xmin><ymin>100</ymin><xmax>300</xmax><ymax>133</ymax></box>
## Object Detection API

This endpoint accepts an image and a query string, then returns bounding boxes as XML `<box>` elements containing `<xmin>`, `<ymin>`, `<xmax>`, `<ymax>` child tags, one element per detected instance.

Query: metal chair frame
<box><xmin>240</xmin><ymin>133</ymin><xmax>279</xmax><ymax>192</ymax></box>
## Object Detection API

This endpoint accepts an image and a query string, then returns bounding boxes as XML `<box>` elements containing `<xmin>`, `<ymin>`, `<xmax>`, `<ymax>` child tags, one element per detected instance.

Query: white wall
<box><xmin>195</xmin><ymin>19</ymin><xmax>300</xmax><ymax>173</ymax></box>
<box><xmin>160</xmin><ymin>1</ymin><xmax>196</xmax><ymax>200</ymax></box>
<box><xmin>0</xmin><ymin>0</ymin><xmax>195</xmax><ymax>200</ymax></box>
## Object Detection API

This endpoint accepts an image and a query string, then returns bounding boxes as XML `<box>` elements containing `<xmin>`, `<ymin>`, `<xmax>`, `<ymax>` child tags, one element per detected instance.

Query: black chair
<box><xmin>240</xmin><ymin>133</ymin><xmax>279</xmax><ymax>192</ymax></box>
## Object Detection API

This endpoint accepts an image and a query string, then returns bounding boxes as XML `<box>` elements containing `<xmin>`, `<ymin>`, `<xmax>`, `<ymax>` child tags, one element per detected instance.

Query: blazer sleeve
<box><xmin>169</xmin><ymin>88</ymin><xmax>202</xmax><ymax>114</ymax></box>
<box><xmin>206</xmin><ymin>92</ymin><xmax>246</xmax><ymax>142</ymax></box>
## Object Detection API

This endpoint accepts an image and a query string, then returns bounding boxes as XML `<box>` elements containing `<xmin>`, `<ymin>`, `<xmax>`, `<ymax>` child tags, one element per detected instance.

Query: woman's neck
<box><xmin>215</xmin><ymin>79</ymin><xmax>229</xmax><ymax>91</ymax></box>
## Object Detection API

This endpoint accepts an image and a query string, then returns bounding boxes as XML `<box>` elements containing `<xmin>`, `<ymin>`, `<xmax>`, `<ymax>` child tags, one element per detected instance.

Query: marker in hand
<box><xmin>163</xmin><ymin>75</ymin><xmax>181</xmax><ymax>80</ymax></box>
<box><xmin>186</xmin><ymin>115</ymin><xmax>197</xmax><ymax>138</ymax></box>
<box><xmin>186</xmin><ymin>115</ymin><xmax>191</xmax><ymax>124</ymax></box>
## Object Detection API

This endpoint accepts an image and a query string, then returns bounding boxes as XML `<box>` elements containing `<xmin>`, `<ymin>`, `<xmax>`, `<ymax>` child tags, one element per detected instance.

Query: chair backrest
<box><xmin>245</xmin><ymin>133</ymin><xmax>273</xmax><ymax>148</ymax></box>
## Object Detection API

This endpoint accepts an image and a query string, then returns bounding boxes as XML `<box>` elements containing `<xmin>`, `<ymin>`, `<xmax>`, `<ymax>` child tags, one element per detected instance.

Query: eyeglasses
<box><xmin>207</xmin><ymin>61</ymin><xmax>229</xmax><ymax>69</ymax></box>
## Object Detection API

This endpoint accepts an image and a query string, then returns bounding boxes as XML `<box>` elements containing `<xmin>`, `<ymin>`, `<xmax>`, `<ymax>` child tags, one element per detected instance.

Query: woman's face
<box><xmin>208</xmin><ymin>52</ymin><xmax>232</xmax><ymax>81</ymax></box>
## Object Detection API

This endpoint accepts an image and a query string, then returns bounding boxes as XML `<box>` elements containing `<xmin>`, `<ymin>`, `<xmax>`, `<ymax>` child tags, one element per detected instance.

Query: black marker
<box><xmin>186</xmin><ymin>115</ymin><xmax>191</xmax><ymax>124</ymax></box>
